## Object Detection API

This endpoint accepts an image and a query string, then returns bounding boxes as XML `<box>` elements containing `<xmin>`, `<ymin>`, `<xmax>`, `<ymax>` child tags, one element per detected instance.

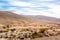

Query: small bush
<box><xmin>39</xmin><ymin>27</ymin><xmax>47</xmax><ymax>33</ymax></box>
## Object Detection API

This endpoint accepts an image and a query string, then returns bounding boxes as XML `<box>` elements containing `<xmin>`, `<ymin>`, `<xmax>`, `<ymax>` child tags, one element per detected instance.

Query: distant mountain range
<box><xmin>23</xmin><ymin>15</ymin><xmax>60</xmax><ymax>23</ymax></box>
<box><xmin>0</xmin><ymin>11</ymin><xmax>60</xmax><ymax>24</ymax></box>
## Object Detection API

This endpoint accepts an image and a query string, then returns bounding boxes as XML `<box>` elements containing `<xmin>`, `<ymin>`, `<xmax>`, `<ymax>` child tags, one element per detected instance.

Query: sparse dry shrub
<box><xmin>37</xmin><ymin>33</ymin><xmax>44</xmax><ymax>37</ymax></box>
<box><xmin>32</xmin><ymin>31</ymin><xmax>38</xmax><ymax>38</ymax></box>
<box><xmin>38</xmin><ymin>27</ymin><xmax>48</xmax><ymax>33</ymax></box>
<box><xmin>0</xmin><ymin>22</ymin><xmax>60</xmax><ymax>40</ymax></box>
<box><xmin>44</xmin><ymin>29</ymin><xmax>58</xmax><ymax>36</ymax></box>
<box><xmin>10</xmin><ymin>28</ymin><xmax>16</xmax><ymax>32</ymax></box>
<box><xmin>6</xmin><ymin>24</ymin><xmax>10</xmax><ymax>28</ymax></box>
<box><xmin>32</xmin><ymin>27</ymin><xmax>49</xmax><ymax>37</ymax></box>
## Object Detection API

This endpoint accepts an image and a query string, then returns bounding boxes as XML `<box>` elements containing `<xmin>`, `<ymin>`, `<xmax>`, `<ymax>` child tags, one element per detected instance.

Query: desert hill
<box><xmin>0</xmin><ymin>11</ymin><xmax>60</xmax><ymax>40</ymax></box>
<box><xmin>0</xmin><ymin>11</ymin><xmax>60</xmax><ymax>24</ymax></box>
<box><xmin>0</xmin><ymin>11</ymin><xmax>31</xmax><ymax>24</ymax></box>
<box><xmin>0</xmin><ymin>11</ymin><xmax>60</xmax><ymax>28</ymax></box>
<box><xmin>23</xmin><ymin>15</ymin><xmax>60</xmax><ymax>23</ymax></box>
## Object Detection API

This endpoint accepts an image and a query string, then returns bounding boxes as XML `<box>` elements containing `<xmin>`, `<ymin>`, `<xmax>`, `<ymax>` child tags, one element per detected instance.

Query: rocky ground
<box><xmin>0</xmin><ymin>36</ymin><xmax>60</xmax><ymax>40</ymax></box>
<box><xmin>0</xmin><ymin>23</ymin><xmax>60</xmax><ymax>40</ymax></box>
<box><xmin>31</xmin><ymin>36</ymin><xmax>60</xmax><ymax>40</ymax></box>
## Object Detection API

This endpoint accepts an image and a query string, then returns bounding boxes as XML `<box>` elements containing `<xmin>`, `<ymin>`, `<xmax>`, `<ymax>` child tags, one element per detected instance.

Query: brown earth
<box><xmin>0</xmin><ymin>11</ymin><xmax>60</xmax><ymax>40</ymax></box>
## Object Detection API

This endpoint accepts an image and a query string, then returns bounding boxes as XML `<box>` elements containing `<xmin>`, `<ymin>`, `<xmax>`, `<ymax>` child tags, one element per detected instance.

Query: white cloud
<box><xmin>12</xmin><ymin>3</ymin><xmax>60</xmax><ymax>18</ymax></box>
<box><xmin>45</xmin><ymin>4</ymin><xmax>60</xmax><ymax>18</ymax></box>
<box><xmin>8</xmin><ymin>1</ymin><xmax>32</xmax><ymax>7</ymax></box>
<box><xmin>48</xmin><ymin>4</ymin><xmax>60</xmax><ymax>14</ymax></box>
<box><xmin>0</xmin><ymin>0</ymin><xmax>60</xmax><ymax>18</ymax></box>
<box><xmin>12</xmin><ymin>8</ymin><xmax>54</xmax><ymax>16</ymax></box>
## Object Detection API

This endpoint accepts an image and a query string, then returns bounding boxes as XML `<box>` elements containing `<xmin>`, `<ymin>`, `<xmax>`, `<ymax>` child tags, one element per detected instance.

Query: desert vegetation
<box><xmin>0</xmin><ymin>11</ymin><xmax>60</xmax><ymax>40</ymax></box>
<box><xmin>0</xmin><ymin>22</ymin><xmax>60</xmax><ymax>40</ymax></box>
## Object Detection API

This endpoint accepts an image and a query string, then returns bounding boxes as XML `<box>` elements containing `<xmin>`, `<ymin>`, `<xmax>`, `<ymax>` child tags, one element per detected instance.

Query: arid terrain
<box><xmin>0</xmin><ymin>11</ymin><xmax>60</xmax><ymax>40</ymax></box>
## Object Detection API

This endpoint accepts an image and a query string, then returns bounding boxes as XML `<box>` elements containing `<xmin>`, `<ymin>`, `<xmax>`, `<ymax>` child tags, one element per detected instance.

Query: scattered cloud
<box><xmin>8</xmin><ymin>1</ymin><xmax>32</xmax><ymax>7</ymax></box>
<box><xmin>0</xmin><ymin>0</ymin><xmax>60</xmax><ymax>18</ymax></box>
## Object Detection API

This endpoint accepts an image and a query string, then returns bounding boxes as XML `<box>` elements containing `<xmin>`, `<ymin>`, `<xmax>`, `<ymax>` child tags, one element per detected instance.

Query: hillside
<box><xmin>0</xmin><ymin>11</ymin><xmax>60</xmax><ymax>40</ymax></box>
<box><xmin>0</xmin><ymin>11</ymin><xmax>30</xmax><ymax>24</ymax></box>
<box><xmin>23</xmin><ymin>15</ymin><xmax>60</xmax><ymax>23</ymax></box>
<box><xmin>0</xmin><ymin>11</ymin><xmax>60</xmax><ymax>24</ymax></box>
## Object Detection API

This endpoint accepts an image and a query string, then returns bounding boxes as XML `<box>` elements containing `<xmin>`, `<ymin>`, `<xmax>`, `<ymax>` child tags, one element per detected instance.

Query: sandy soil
<box><xmin>32</xmin><ymin>36</ymin><xmax>60</xmax><ymax>40</ymax></box>
<box><xmin>0</xmin><ymin>36</ymin><xmax>60</xmax><ymax>40</ymax></box>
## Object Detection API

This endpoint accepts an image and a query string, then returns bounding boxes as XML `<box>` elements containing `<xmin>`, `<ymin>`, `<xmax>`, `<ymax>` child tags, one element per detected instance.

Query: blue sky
<box><xmin>0</xmin><ymin>0</ymin><xmax>60</xmax><ymax>18</ymax></box>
